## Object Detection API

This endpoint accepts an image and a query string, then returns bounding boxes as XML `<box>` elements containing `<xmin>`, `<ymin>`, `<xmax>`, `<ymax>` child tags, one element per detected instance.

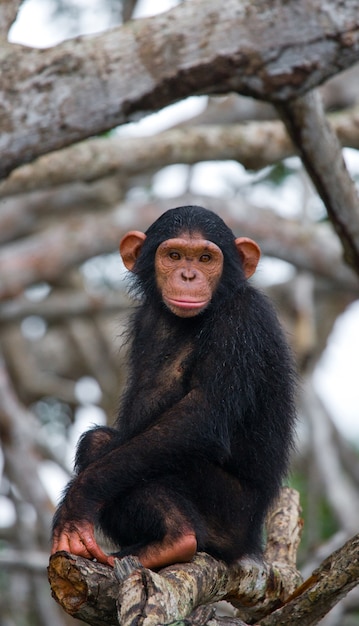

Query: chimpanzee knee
<box><xmin>75</xmin><ymin>426</ymin><xmax>118</xmax><ymax>473</ymax></box>
<box><xmin>99</xmin><ymin>480</ymin><xmax>201</xmax><ymax>557</ymax></box>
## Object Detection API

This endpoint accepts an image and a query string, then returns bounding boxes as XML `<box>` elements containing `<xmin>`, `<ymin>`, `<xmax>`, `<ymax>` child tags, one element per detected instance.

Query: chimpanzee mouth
<box><xmin>165</xmin><ymin>297</ymin><xmax>208</xmax><ymax>310</ymax></box>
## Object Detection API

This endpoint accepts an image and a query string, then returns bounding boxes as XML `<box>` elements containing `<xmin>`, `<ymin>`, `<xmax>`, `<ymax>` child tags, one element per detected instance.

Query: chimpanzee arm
<box><xmin>51</xmin><ymin>388</ymin><xmax>223</xmax><ymax>561</ymax></box>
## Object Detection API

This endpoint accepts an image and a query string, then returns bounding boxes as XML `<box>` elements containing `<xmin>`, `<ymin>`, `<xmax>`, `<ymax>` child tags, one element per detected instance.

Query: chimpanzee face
<box><xmin>154</xmin><ymin>234</ymin><xmax>224</xmax><ymax>317</ymax></box>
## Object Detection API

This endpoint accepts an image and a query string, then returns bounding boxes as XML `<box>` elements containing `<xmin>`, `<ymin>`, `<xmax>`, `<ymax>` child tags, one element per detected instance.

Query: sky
<box><xmin>7</xmin><ymin>0</ymin><xmax>359</xmax><ymax>445</ymax></box>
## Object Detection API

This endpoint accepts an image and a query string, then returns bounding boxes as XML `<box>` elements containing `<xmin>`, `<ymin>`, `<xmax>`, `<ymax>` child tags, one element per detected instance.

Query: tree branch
<box><xmin>2</xmin><ymin>107</ymin><xmax>359</xmax><ymax>198</ymax></box>
<box><xmin>259</xmin><ymin>534</ymin><xmax>359</xmax><ymax>626</ymax></box>
<box><xmin>47</xmin><ymin>488</ymin><xmax>359</xmax><ymax>625</ymax></box>
<box><xmin>0</xmin><ymin>289</ymin><xmax>130</xmax><ymax>322</ymax></box>
<box><xmin>48</xmin><ymin>487</ymin><xmax>303</xmax><ymax>626</ymax></box>
<box><xmin>0</xmin><ymin>123</ymin><xmax>293</xmax><ymax>197</ymax></box>
<box><xmin>173</xmin><ymin>535</ymin><xmax>359</xmax><ymax>625</ymax></box>
<box><xmin>277</xmin><ymin>90</ymin><xmax>359</xmax><ymax>273</ymax></box>
<box><xmin>0</xmin><ymin>0</ymin><xmax>23</xmax><ymax>38</ymax></box>
<box><xmin>1</xmin><ymin>0</ymin><xmax>359</xmax><ymax>178</ymax></box>
<box><xmin>302</xmin><ymin>378</ymin><xmax>359</xmax><ymax>535</ymax></box>
<box><xmin>0</xmin><ymin>354</ymin><xmax>54</xmax><ymax>538</ymax></box>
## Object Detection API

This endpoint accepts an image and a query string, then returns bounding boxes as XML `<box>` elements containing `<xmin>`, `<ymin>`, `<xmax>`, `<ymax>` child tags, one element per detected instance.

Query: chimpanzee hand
<box><xmin>51</xmin><ymin>477</ymin><xmax>115</xmax><ymax>566</ymax></box>
<box><xmin>51</xmin><ymin>520</ymin><xmax>114</xmax><ymax>566</ymax></box>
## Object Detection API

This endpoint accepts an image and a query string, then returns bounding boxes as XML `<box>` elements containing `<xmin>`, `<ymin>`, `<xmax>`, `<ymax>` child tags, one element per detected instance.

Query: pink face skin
<box><xmin>155</xmin><ymin>236</ymin><xmax>224</xmax><ymax>318</ymax></box>
<box><xmin>119</xmin><ymin>228</ymin><xmax>261</xmax><ymax>316</ymax></box>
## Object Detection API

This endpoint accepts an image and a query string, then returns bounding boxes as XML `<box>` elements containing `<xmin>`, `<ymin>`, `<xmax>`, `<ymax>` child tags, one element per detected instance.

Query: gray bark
<box><xmin>0</xmin><ymin>0</ymin><xmax>22</xmax><ymax>37</ymax></box>
<box><xmin>1</xmin><ymin>0</ymin><xmax>359</xmax><ymax>178</ymax></box>
<box><xmin>278</xmin><ymin>91</ymin><xmax>359</xmax><ymax>272</ymax></box>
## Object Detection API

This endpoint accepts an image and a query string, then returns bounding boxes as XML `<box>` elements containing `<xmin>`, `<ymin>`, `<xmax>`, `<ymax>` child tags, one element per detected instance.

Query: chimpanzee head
<box><xmin>119</xmin><ymin>205</ymin><xmax>260</xmax><ymax>317</ymax></box>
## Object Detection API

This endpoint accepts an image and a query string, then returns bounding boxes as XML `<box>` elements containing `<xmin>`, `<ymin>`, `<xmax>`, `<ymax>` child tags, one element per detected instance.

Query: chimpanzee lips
<box><xmin>165</xmin><ymin>297</ymin><xmax>209</xmax><ymax>310</ymax></box>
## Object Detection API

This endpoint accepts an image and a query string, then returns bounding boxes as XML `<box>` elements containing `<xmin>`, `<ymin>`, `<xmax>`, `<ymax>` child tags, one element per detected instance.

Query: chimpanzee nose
<box><xmin>181</xmin><ymin>268</ymin><xmax>196</xmax><ymax>281</ymax></box>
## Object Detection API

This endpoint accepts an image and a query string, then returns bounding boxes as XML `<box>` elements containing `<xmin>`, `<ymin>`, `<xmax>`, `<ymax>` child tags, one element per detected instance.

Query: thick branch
<box><xmin>0</xmin><ymin>123</ymin><xmax>293</xmax><ymax>197</ymax></box>
<box><xmin>0</xmin><ymin>289</ymin><xmax>130</xmax><ymax>321</ymax></box>
<box><xmin>3</xmin><ymin>108</ymin><xmax>359</xmax><ymax>198</ymax></box>
<box><xmin>277</xmin><ymin>91</ymin><xmax>359</xmax><ymax>273</ymax></box>
<box><xmin>47</xmin><ymin>488</ymin><xmax>359</xmax><ymax>626</ymax></box>
<box><xmin>259</xmin><ymin>534</ymin><xmax>359</xmax><ymax>626</ymax></box>
<box><xmin>48</xmin><ymin>555</ymin><xmax>119</xmax><ymax>626</ymax></box>
<box><xmin>1</xmin><ymin>0</ymin><xmax>359</xmax><ymax>177</ymax></box>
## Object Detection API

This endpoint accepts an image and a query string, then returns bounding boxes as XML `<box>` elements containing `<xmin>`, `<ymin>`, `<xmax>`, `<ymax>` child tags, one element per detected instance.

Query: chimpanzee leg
<box><xmin>106</xmin><ymin>463</ymin><xmax>264</xmax><ymax>565</ymax></box>
<box><xmin>184</xmin><ymin>462</ymin><xmax>265</xmax><ymax>562</ymax></box>
<box><xmin>98</xmin><ymin>464</ymin><xmax>264</xmax><ymax>568</ymax></box>
<box><xmin>75</xmin><ymin>426</ymin><xmax>119</xmax><ymax>473</ymax></box>
<box><xmin>98</xmin><ymin>479</ymin><xmax>201</xmax><ymax>569</ymax></box>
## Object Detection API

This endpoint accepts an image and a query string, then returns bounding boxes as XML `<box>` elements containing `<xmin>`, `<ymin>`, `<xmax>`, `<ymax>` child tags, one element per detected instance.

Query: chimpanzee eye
<box><xmin>169</xmin><ymin>251</ymin><xmax>181</xmax><ymax>261</ymax></box>
<box><xmin>200</xmin><ymin>254</ymin><xmax>211</xmax><ymax>263</ymax></box>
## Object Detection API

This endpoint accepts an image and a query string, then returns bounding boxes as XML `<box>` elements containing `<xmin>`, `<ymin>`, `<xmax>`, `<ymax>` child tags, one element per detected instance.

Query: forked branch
<box><xmin>48</xmin><ymin>487</ymin><xmax>359</xmax><ymax>625</ymax></box>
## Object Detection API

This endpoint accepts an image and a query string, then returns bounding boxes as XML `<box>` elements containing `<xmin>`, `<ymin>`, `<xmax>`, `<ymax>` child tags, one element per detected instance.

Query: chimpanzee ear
<box><xmin>119</xmin><ymin>231</ymin><xmax>147</xmax><ymax>272</ymax></box>
<box><xmin>234</xmin><ymin>237</ymin><xmax>261</xmax><ymax>278</ymax></box>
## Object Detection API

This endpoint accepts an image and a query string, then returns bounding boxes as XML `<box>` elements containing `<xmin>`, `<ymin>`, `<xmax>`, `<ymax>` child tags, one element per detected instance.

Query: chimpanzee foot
<box><xmin>137</xmin><ymin>532</ymin><xmax>197</xmax><ymax>570</ymax></box>
<box><xmin>114</xmin><ymin>532</ymin><xmax>197</xmax><ymax>577</ymax></box>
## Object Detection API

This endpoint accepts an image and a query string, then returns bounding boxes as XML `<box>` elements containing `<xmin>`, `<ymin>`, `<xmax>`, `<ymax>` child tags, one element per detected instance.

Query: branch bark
<box><xmin>3</xmin><ymin>107</ymin><xmax>359</xmax><ymax>198</ymax></box>
<box><xmin>259</xmin><ymin>534</ymin><xmax>359</xmax><ymax>626</ymax></box>
<box><xmin>0</xmin><ymin>123</ymin><xmax>294</xmax><ymax>197</ymax></box>
<box><xmin>277</xmin><ymin>91</ymin><xmax>359</xmax><ymax>273</ymax></box>
<box><xmin>0</xmin><ymin>0</ymin><xmax>23</xmax><ymax>37</ymax></box>
<box><xmin>0</xmin><ymin>289</ymin><xmax>131</xmax><ymax>322</ymax></box>
<box><xmin>1</xmin><ymin>0</ymin><xmax>359</xmax><ymax>178</ymax></box>
<box><xmin>48</xmin><ymin>536</ymin><xmax>359</xmax><ymax>625</ymax></box>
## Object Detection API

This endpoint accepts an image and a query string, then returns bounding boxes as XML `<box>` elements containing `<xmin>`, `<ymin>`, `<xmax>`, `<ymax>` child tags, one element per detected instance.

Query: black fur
<box><xmin>53</xmin><ymin>205</ymin><xmax>296</xmax><ymax>564</ymax></box>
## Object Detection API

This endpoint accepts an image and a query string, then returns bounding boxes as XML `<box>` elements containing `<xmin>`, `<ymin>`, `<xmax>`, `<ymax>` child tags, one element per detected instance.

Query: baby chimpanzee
<box><xmin>52</xmin><ymin>205</ymin><xmax>296</xmax><ymax>569</ymax></box>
